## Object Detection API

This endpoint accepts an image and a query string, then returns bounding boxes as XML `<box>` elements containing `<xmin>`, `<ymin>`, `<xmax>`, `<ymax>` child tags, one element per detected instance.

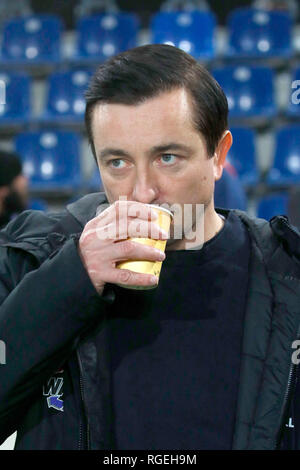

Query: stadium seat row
<box><xmin>0</xmin><ymin>8</ymin><xmax>296</xmax><ymax>64</ymax></box>
<box><xmin>1</xmin><ymin>65</ymin><xmax>300</xmax><ymax>123</ymax></box>
<box><xmin>12</xmin><ymin>126</ymin><xmax>300</xmax><ymax>191</ymax></box>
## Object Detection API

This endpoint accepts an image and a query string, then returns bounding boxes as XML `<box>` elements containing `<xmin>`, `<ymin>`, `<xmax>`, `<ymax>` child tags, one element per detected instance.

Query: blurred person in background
<box><xmin>0</xmin><ymin>151</ymin><xmax>28</xmax><ymax>229</ymax></box>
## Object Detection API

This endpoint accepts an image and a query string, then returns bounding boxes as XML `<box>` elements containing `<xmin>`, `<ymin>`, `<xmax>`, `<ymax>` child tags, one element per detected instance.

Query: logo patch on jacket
<box><xmin>43</xmin><ymin>376</ymin><xmax>64</xmax><ymax>411</ymax></box>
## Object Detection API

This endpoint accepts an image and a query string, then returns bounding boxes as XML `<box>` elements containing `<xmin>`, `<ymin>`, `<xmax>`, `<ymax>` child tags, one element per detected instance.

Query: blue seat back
<box><xmin>77</xmin><ymin>13</ymin><xmax>139</xmax><ymax>59</ymax></box>
<box><xmin>0</xmin><ymin>72</ymin><xmax>30</xmax><ymax>119</ymax></box>
<box><xmin>2</xmin><ymin>14</ymin><xmax>62</xmax><ymax>61</ymax></box>
<box><xmin>268</xmin><ymin>126</ymin><xmax>300</xmax><ymax>184</ymax></box>
<box><xmin>28</xmin><ymin>198</ymin><xmax>48</xmax><ymax>212</ymax></box>
<box><xmin>227</xmin><ymin>127</ymin><xmax>258</xmax><ymax>184</ymax></box>
<box><xmin>15</xmin><ymin>131</ymin><xmax>81</xmax><ymax>187</ymax></box>
<box><xmin>227</xmin><ymin>8</ymin><xmax>292</xmax><ymax>57</ymax></box>
<box><xmin>46</xmin><ymin>69</ymin><xmax>93</xmax><ymax>117</ymax></box>
<box><xmin>150</xmin><ymin>10</ymin><xmax>216</xmax><ymax>59</ymax></box>
<box><xmin>215</xmin><ymin>166</ymin><xmax>247</xmax><ymax>211</ymax></box>
<box><xmin>257</xmin><ymin>193</ymin><xmax>289</xmax><ymax>220</ymax></box>
<box><xmin>213</xmin><ymin>65</ymin><xmax>275</xmax><ymax>117</ymax></box>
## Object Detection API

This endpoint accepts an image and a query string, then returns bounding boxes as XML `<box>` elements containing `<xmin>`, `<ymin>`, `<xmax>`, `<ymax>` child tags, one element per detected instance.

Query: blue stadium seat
<box><xmin>214</xmin><ymin>165</ymin><xmax>247</xmax><ymax>211</ymax></box>
<box><xmin>227</xmin><ymin>127</ymin><xmax>259</xmax><ymax>185</ymax></box>
<box><xmin>15</xmin><ymin>131</ymin><xmax>82</xmax><ymax>190</ymax></box>
<box><xmin>75</xmin><ymin>13</ymin><xmax>139</xmax><ymax>61</ymax></box>
<box><xmin>213</xmin><ymin>65</ymin><xmax>276</xmax><ymax>118</ymax></box>
<box><xmin>42</xmin><ymin>69</ymin><xmax>93</xmax><ymax>122</ymax></box>
<box><xmin>150</xmin><ymin>10</ymin><xmax>216</xmax><ymax>59</ymax></box>
<box><xmin>1</xmin><ymin>14</ymin><xmax>63</xmax><ymax>63</ymax></box>
<box><xmin>226</xmin><ymin>8</ymin><xmax>292</xmax><ymax>59</ymax></box>
<box><xmin>287</xmin><ymin>67</ymin><xmax>300</xmax><ymax>117</ymax></box>
<box><xmin>28</xmin><ymin>198</ymin><xmax>49</xmax><ymax>212</ymax></box>
<box><xmin>267</xmin><ymin>125</ymin><xmax>300</xmax><ymax>185</ymax></box>
<box><xmin>257</xmin><ymin>193</ymin><xmax>289</xmax><ymax>220</ymax></box>
<box><xmin>0</xmin><ymin>72</ymin><xmax>30</xmax><ymax>123</ymax></box>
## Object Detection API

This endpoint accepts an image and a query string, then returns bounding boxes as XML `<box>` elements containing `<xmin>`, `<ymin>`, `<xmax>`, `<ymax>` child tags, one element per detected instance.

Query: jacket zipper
<box><xmin>274</xmin><ymin>326</ymin><xmax>300</xmax><ymax>449</ymax></box>
<box><xmin>271</xmin><ymin>216</ymin><xmax>300</xmax><ymax>449</ymax></box>
<box><xmin>77</xmin><ymin>350</ymin><xmax>90</xmax><ymax>450</ymax></box>
<box><xmin>78</xmin><ymin>372</ymin><xmax>84</xmax><ymax>450</ymax></box>
<box><xmin>274</xmin><ymin>361</ymin><xmax>298</xmax><ymax>449</ymax></box>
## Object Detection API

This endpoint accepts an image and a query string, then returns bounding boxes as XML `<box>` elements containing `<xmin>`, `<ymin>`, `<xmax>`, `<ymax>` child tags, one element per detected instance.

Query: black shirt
<box><xmin>106</xmin><ymin>210</ymin><xmax>251</xmax><ymax>450</ymax></box>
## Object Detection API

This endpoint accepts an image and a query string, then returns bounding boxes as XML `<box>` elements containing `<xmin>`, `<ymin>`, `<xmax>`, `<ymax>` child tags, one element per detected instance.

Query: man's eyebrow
<box><xmin>147</xmin><ymin>143</ymin><xmax>193</xmax><ymax>156</ymax></box>
<box><xmin>98</xmin><ymin>143</ymin><xmax>193</xmax><ymax>160</ymax></box>
<box><xmin>98</xmin><ymin>148</ymin><xmax>131</xmax><ymax>160</ymax></box>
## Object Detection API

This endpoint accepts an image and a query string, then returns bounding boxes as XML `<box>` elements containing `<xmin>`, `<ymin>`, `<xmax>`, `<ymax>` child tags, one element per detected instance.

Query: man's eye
<box><xmin>109</xmin><ymin>159</ymin><xmax>126</xmax><ymax>169</ymax></box>
<box><xmin>160</xmin><ymin>154</ymin><xmax>177</xmax><ymax>165</ymax></box>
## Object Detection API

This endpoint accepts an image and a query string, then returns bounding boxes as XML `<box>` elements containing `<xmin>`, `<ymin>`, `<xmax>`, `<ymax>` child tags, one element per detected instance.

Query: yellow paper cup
<box><xmin>116</xmin><ymin>204</ymin><xmax>173</xmax><ymax>290</ymax></box>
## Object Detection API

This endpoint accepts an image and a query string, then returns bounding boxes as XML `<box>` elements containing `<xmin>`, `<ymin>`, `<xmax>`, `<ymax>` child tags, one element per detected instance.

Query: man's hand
<box><xmin>78</xmin><ymin>200</ymin><xmax>168</xmax><ymax>295</ymax></box>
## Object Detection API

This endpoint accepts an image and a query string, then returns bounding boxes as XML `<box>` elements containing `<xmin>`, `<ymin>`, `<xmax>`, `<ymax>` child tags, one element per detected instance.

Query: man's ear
<box><xmin>213</xmin><ymin>130</ymin><xmax>233</xmax><ymax>181</ymax></box>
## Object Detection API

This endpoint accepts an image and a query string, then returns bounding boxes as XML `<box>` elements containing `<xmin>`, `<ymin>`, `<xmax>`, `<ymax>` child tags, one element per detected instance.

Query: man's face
<box><xmin>91</xmin><ymin>88</ymin><xmax>224</xmax><ymax>245</ymax></box>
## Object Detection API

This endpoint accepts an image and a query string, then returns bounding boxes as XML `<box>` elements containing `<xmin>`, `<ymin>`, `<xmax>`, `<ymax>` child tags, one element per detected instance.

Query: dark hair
<box><xmin>85</xmin><ymin>44</ymin><xmax>228</xmax><ymax>160</ymax></box>
<box><xmin>0</xmin><ymin>150</ymin><xmax>22</xmax><ymax>187</ymax></box>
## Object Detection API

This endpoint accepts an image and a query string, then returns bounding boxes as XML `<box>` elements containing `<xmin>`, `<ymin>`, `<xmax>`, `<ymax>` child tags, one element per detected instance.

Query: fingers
<box><xmin>78</xmin><ymin>200</ymin><xmax>168</xmax><ymax>293</ymax></box>
<box><xmin>96</xmin><ymin>219</ymin><xmax>169</xmax><ymax>241</ymax></box>
<box><xmin>90</xmin><ymin>200</ymin><xmax>159</xmax><ymax>228</ymax></box>
<box><xmin>80</xmin><ymin>219</ymin><xmax>168</xmax><ymax>244</ymax></box>
<box><xmin>111</xmin><ymin>239</ymin><xmax>166</xmax><ymax>262</ymax></box>
<box><xmin>102</xmin><ymin>267</ymin><xmax>159</xmax><ymax>288</ymax></box>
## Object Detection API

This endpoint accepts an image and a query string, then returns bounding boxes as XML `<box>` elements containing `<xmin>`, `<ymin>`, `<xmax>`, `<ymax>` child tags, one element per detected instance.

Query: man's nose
<box><xmin>131</xmin><ymin>172</ymin><xmax>160</xmax><ymax>204</ymax></box>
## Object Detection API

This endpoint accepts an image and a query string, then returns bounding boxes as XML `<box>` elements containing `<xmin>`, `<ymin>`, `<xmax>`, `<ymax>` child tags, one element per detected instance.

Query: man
<box><xmin>0</xmin><ymin>44</ymin><xmax>299</xmax><ymax>450</ymax></box>
<box><xmin>0</xmin><ymin>150</ymin><xmax>28</xmax><ymax>229</ymax></box>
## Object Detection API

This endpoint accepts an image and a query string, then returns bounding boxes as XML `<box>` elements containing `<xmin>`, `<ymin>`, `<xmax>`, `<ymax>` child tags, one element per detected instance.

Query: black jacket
<box><xmin>0</xmin><ymin>192</ymin><xmax>299</xmax><ymax>450</ymax></box>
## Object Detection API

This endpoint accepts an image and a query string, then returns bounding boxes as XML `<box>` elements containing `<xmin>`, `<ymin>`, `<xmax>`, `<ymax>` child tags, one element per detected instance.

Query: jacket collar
<box><xmin>66</xmin><ymin>192</ymin><xmax>109</xmax><ymax>228</ymax></box>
